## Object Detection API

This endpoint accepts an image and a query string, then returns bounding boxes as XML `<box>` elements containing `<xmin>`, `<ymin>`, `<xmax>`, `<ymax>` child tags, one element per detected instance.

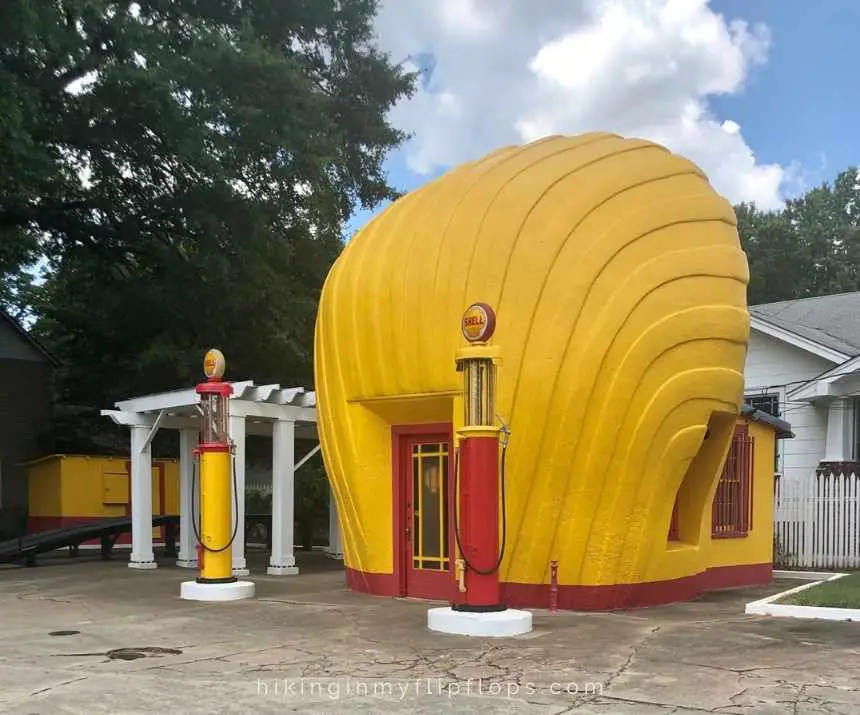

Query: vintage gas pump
<box><xmin>452</xmin><ymin>302</ymin><xmax>505</xmax><ymax>611</ymax></box>
<box><xmin>426</xmin><ymin>304</ymin><xmax>532</xmax><ymax>636</ymax></box>
<box><xmin>180</xmin><ymin>349</ymin><xmax>255</xmax><ymax>602</ymax></box>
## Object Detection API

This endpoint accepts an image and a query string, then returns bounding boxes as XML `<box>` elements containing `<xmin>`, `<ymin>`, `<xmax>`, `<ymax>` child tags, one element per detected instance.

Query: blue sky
<box><xmin>709</xmin><ymin>0</ymin><xmax>859</xmax><ymax>185</ymax></box>
<box><xmin>347</xmin><ymin>0</ymin><xmax>859</xmax><ymax>238</ymax></box>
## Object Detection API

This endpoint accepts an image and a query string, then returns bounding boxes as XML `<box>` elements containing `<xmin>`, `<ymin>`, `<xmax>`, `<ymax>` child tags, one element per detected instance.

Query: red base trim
<box><xmin>346</xmin><ymin>566</ymin><xmax>400</xmax><ymax>595</ymax></box>
<box><xmin>345</xmin><ymin>563</ymin><xmax>772</xmax><ymax>610</ymax></box>
<box><xmin>26</xmin><ymin>516</ymin><xmax>173</xmax><ymax>546</ymax></box>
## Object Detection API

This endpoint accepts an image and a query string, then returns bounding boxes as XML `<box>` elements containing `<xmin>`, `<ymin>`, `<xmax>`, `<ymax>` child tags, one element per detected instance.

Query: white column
<box><xmin>177</xmin><ymin>428</ymin><xmax>199</xmax><ymax>568</ymax></box>
<box><xmin>268</xmin><ymin>419</ymin><xmax>299</xmax><ymax>575</ymax></box>
<box><xmin>824</xmin><ymin>399</ymin><xmax>852</xmax><ymax>462</ymax></box>
<box><xmin>229</xmin><ymin>414</ymin><xmax>249</xmax><ymax>576</ymax></box>
<box><xmin>129</xmin><ymin>425</ymin><xmax>156</xmax><ymax>569</ymax></box>
<box><xmin>325</xmin><ymin>485</ymin><xmax>343</xmax><ymax>560</ymax></box>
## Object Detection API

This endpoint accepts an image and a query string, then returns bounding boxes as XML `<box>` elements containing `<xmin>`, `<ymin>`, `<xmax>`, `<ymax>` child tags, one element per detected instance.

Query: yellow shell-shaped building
<box><xmin>315</xmin><ymin>132</ymin><xmax>775</xmax><ymax>609</ymax></box>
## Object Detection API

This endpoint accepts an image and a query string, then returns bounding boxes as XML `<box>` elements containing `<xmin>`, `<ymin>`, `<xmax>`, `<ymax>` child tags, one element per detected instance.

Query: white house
<box><xmin>744</xmin><ymin>290</ymin><xmax>860</xmax><ymax>482</ymax></box>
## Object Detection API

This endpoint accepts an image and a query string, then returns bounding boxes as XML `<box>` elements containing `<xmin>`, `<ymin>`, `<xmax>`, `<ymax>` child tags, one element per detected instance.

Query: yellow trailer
<box><xmin>27</xmin><ymin>454</ymin><xmax>179</xmax><ymax>544</ymax></box>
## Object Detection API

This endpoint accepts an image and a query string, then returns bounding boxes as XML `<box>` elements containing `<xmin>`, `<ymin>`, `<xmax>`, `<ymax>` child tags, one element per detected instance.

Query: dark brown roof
<box><xmin>0</xmin><ymin>309</ymin><xmax>59</xmax><ymax>366</ymax></box>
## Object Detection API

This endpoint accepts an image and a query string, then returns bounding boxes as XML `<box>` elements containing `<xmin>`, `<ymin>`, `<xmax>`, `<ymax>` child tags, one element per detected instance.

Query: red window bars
<box><xmin>711</xmin><ymin>426</ymin><xmax>755</xmax><ymax>538</ymax></box>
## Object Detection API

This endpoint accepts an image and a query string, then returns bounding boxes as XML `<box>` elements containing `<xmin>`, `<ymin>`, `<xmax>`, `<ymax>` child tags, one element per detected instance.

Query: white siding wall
<box><xmin>744</xmin><ymin>330</ymin><xmax>837</xmax><ymax>482</ymax></box>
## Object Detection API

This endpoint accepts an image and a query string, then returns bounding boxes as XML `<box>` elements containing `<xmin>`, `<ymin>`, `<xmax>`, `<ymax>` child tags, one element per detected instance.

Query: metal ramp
<box><xmin>0</xmin><ymin>515</ymin><xmax>179</xmax><ymax>565</ymax></box>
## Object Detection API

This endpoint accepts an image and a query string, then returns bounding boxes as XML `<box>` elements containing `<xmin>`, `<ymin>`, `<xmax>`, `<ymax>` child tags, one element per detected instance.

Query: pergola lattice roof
<box><xmin>101</xmin><ymin>381</ymin><xmax>317</xmax><ymax>439</ymax></box>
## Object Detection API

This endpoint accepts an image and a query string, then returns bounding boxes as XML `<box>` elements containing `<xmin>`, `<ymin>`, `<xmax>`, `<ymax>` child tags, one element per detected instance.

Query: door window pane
<box><xmin>411</xmin><ymin>442</ymin><xmax>449</xmax><ymax>571</ymax></box>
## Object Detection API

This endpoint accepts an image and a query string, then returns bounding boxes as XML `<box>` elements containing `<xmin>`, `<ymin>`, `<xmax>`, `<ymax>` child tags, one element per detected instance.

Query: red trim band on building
<box><xmin>345</xmin><ymin>563</ymin><xmax>772</xmax><ymax>611</ymax></box>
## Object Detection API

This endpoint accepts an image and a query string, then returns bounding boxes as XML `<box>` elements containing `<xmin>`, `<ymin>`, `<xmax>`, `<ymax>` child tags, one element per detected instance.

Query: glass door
<box><xmin>401</xmin><ymin>432</ymin><xmax>454</xmax><ymax>600</ymax></box>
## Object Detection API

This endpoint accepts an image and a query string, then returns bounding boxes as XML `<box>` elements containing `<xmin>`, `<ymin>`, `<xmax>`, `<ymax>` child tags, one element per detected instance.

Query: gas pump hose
<box><xmin>190</xmin><ymin>451</ymin><xmax>240</xmax><ymax>553</ymax></box>
<box><xmin>452</xmin><ymin>426</ymin><xmax>509</xmax><ymax>575</ymax></box>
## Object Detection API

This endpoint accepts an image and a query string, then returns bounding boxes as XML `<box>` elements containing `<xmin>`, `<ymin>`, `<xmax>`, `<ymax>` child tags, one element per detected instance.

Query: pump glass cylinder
<box><xmin>201</xmin><ymin>393</ymin><xmax>230</xmax><ymax>444</ymax></box>
<box><xmin>462</xmin><ymin>358</ymin><xmax>495</xmax><ymax>426</ymax></box>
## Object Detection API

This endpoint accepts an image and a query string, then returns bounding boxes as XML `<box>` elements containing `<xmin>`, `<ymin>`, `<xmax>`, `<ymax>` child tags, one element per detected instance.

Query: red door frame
<box><xmin>391</xmin><ymin>423</ymin><xmax>455</xmax><ymax>600</ymax></box>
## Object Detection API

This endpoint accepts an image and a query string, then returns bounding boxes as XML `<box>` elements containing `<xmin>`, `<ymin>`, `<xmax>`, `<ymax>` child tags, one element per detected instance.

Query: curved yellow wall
<box><xmin>315</xmin><ymin>132</ymin><xmax>750</xmax><ymax>590</ymax></box>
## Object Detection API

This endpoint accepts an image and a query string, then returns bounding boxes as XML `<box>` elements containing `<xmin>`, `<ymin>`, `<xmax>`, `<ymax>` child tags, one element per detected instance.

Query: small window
<box><xmin>712</xmin><ymin>426</ymin><xmax>754</xmax><ymax>538</ymax></box>
<box><xmin>745</xmin><ymin>392</ymin><xmax>780</xmax><ymax>474</ymax></box>
<box><xmin>746</xmin><ymin>393</ymin><xmax>780</xmax><ymax>417</ymax></box>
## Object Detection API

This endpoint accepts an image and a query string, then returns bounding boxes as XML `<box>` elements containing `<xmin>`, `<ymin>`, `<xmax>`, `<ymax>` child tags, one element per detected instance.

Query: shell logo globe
<box><xmin>462</xmin><ymin>303</ymin><xmax>496</xmax><ymax>343</ymax></box>
<box><xmin>203</xmin><ymin>348</ymin><xmax>226</xmax><ymax>379</ymax></box>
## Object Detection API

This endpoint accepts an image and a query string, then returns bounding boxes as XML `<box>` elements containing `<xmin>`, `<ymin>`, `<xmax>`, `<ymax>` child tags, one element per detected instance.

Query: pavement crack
<box><xmin>657</xmin><ymin>659</ymin><xmax>814</xmax><ymax>676</ymax></box>
<box><xmin>728</xmin><ymin>687</ymin><xmax>749</xmax><ymax>706</ymax></box>
<box><xmin>792</xmin><ymin>683</ymin><xmax>809</xmax><ymax>715</ymax></box>
<box><xmin>605</xmin><ymin>624</ymin><xmax>662</xmax><ymax>690</ymax></box>
<box><xmin>598</xmin><ymin>694</ymin><xmax>709</xmax><ymax>712</ymax></box>
<box><xmin>141</xmin><ymin>648</ymin><xmax>263</xmax><ymax>671</ymax></box>
<box><xmin>17</xmin><ymin>593</ymin><xmax>73</xmax><ymax>605</ymax></box>
<box><xmin>30</xmin><ymin>676</ymin><xmax>88</xmax><ymax>697</ymax></box>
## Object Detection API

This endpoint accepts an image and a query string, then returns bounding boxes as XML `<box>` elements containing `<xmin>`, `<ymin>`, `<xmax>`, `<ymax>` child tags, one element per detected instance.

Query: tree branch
<box><xmin>54</xmin><ymin>3</ymin><xmax>135</xmax><ymax>93</ymax></box>
<box><xmin>0</xmin><ymin>200</ymin><xmax>95</xmax><ymax>230</ymax></box>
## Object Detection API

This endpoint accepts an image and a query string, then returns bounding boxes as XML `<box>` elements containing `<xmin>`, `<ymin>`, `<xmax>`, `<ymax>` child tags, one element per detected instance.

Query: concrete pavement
<box><xmin>1</xmin><ymin>550</ymin><xmax>858</xmax><ymax>713</ymax></box>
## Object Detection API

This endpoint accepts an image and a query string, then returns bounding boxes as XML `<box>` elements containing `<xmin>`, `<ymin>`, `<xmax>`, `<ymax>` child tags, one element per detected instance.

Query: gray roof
<box><xmin>740</xmin><ymin>404</ymin><xmax>793</xmax><ymax>439</ymax></box>
<box><xmin>0</xmin><ymin>309</ymin><xmax>58</xmax><ymax>365</ymax></box>
<box><xmin>750</xmin><ymin>291</ymin><xmax>860</xmax><ymax>357</ymax></box>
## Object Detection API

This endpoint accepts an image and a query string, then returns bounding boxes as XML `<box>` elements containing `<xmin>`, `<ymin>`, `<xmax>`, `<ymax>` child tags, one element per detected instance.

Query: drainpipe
<box><xmin>550</xmin><ymin>560</ymin><xmax>559</xmax><ymax>613</ymax></box>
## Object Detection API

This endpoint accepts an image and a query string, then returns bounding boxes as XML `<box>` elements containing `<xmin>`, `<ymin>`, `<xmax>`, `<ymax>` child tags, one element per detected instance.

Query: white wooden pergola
<box><xmin>101</xmin><ymin>380</ymin><xmax>343</xmax><ymax>575</ymax></box>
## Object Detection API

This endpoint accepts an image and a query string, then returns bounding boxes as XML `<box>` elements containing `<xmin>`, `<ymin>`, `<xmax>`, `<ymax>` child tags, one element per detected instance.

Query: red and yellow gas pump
<box><xmin>180</xmin><ymin>349</ymin><xmax>255</xmax><ymax>601</ymax></box>
<box><xmin>453</xmin><ymin>302</ymin><xmax>506</xmax><ymax>612</ymax></box>
<box><xmin>194</xmin><ymin>348</ymin><xmax>236</xmax><ymax>583</ymax></box>
<box><xmin>427</xmin><ymin>304</ymin><xmax>532</xmax><ymax>635</ymax></box>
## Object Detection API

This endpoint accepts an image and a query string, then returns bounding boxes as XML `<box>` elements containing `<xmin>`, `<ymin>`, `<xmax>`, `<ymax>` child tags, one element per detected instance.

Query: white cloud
<box><xmin>373</xmin><ymin>0</ymin><xmax>788</xmax><ymax>210</ymax></box>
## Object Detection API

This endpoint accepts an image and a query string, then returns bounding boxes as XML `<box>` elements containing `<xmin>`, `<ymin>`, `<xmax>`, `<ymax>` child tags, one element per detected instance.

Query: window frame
<box><xmin>711</xmin><ymin>425</ymin><xmax>755</xmax><ymax>539</ymax></box>
<box><xmin>745</xmin><ymin>391</ymin><xmax>782</xmax><ymax>476</ymax></box>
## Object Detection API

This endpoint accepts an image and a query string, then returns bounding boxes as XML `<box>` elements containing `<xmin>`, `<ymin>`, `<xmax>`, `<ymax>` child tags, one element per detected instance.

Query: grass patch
<box><xmin>777</xmin><ymin>573</ymin><xmax>860</xmax><ymax>608</ymax></box>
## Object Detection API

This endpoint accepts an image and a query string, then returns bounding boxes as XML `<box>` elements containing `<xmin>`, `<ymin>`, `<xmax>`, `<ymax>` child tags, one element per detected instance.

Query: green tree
<box><xmin>783</xmin><ymin>168</ymin><xmax>860</xmax><ymax>297</ymax></box>
<box><xmin>736</xmin><ymin>167</ymin><xmax>860</xmax><ymax>305</ymax></box>
<box><xmin>295</xmin><ymin>453</ymin><xmax>330</xmax><ymax>550</ymax></box>
<box><xmin>0</xmin><ymin>0</ymin><xmax>415</xmax><ymax>451</ymax></box>
<box><xmin>735</xmin><ymin>201</ymin><xmax>805</xmax><ymax>305</ymax></box>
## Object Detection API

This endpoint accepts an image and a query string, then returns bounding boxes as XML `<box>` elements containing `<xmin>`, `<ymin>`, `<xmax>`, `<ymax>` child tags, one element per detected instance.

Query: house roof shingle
<box><xmin>0</xmin><ymin>309</ymin><xmax>59</xmax><ymax>366</ymax></box>
<box><xmin>750</xmin><ymin>290</ymin><xmax>860</xmax><ymax>357</ymax></box>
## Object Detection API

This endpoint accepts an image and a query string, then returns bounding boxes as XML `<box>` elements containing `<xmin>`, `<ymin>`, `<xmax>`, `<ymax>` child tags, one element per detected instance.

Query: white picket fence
<box><xmin>774</xmin><ymin>472</ymin><xmax>860</xmax><ymax>569</ymax></box>
<box><xmin>247</xmin><ymin>482</ymin><xmax>272</xmax><ymax>496</ymax></box>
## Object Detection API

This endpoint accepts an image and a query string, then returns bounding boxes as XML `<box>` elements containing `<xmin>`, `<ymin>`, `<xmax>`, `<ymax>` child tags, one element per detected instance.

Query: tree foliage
<box><xmin>4</xmin><ymin>0</ymin><xmax>860</xmax><ymax>458</ymax></box>
<box><xmin>0</xmin><ymin>0</ymin><xmax>415</xmax><ymax>451</ymax></box>
<box><xmin>738</xmin><ymin>167</ymin><xmax>860</xmax><ymax>304</ymax></box>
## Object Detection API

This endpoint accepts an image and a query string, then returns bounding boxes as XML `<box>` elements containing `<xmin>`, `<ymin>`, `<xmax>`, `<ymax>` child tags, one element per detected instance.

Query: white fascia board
<box><xmin>787</xmin><ymin>354</ymin><xmax>860</xmax><ymax>401</ymax></box>
<box><xmin>787</xmin><ymin>381</ymin><xmax>833</xmax><ymax>402</ymax></box>
<box><xmin>114</xmin><ymin>388</ymin><xmax>199</xmax><ymax>413</ymax></box>
<box><xmin>114</xmin><ymin>380</ymin><xmax>256</xmax><ymax>413</ymax></box>
<box><xmin>750</xmin><ymin>315</ymin><xmax>849</xmax><ymax>364</ymax></box>
<box><xmin>228</xmin><ymin>400</ymin><xmax>317</xmax><ymax>423</ymax></box>
<box><xmin>101</xmin><ymin>409</ymin><xmax>196</xmax><ymax>429</ymax></box>
<box><xmin>101</xmin><ymin>409</ymin><xmax>278</xmax><ymax>437</ymax></box>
